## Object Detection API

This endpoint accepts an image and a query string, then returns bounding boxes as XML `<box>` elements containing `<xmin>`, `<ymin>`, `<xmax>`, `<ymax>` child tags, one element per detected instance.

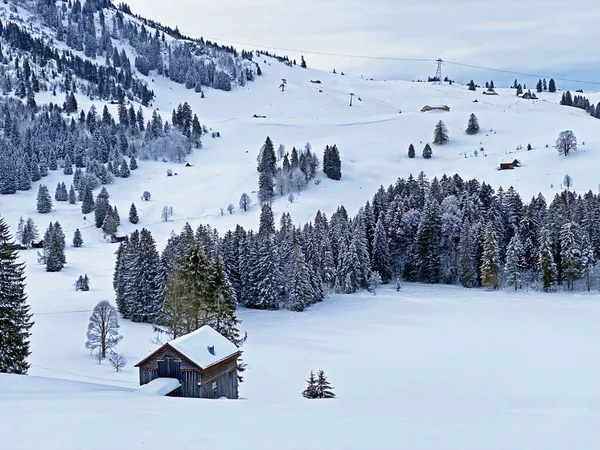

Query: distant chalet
<box><xmin>135</xmin><ymin>325</ymin><xmax>242</xmax><ymax>399</ymax></box>
<box><xmin>498</xmin><ymin>159</ymin><xmax>521</xmax><ymax>171</ymax></box>
<box><xmin>421</xmin><ymin>105</ymin><xmax>450</xmax><ymax>112</ymax></box>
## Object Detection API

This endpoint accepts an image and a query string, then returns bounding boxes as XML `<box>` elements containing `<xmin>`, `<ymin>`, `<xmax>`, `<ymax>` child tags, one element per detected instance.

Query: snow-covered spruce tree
<box><xmin>433</xmin><ymin>120</ymin><xmax>449</xmax><ymax>145</ymax></box>
<box><xmin>289</xmin><ymin>244</ymin><xmax>314</xmax><ymax>312</ymax></box>
<box><xmin>302</xmin><ymin>371</ymin><xmax>318</xmax><ymax>398</ymax></box>
<box><xmin>81</xmin><ymin>184</ymin><xmax>95</xmax><ymax>214</ymax></box>
<box><xmin>371</xmin><ymin>215</ymin><xmax>392</xmax><ymax>283</ymax></box>
<box><xmin>315</xmin><ymin>370</ymin><xmax>336</xmax><ymax>398</ymax></box>
<box><xmin>548</xmin><ymin>78</ymin><xmax>556</xmax><ymax>93</ymax></box>
<box><xmin>408</xmin><ymin>143</ymin><xmax>415</xmax><ymax>158</ymax></box>
<box><xmin>129</xmin><ymin>203</ymin><xmax>139</xmax><ymax>224</ymax></box>
<box><xmin>467</xmin><ymin>80</ymin><xmax>476</xmax><ymax>91</ymax></box>
<box><xmin>0</xmin><ymin>217</ymin><xmax>33</xmax><ymax>374</ymax></box>
<box><xmin>422</xmin><ymin>143</ymin><xmax>433</xmax><ymax>159</ymax></box>
<box><xmin>85</xmin><ymin>301</ymin><xmax>122</xmax><ymax>359</ymax></box>
<box><xmin>480</xmin><ymin>223</ymin><xmax>500</xmax><ymax>289</ymax></box>
<box><xmin>258</xmin><ymin>171</ymin><xmax>275</xmax><ymax>205</ymax></box>
<box><xmin>45</xmin><ymin>222</ymin><xmax>66</xmax><ymax>272</ymax></box>
<box><xmin>102</xmin><ymin>210</ymin><xmax>118</xmax><ymax>236</ymax></box>
<box><xmin>36</xmin><ymin>184</ymin><xmax>52</xmax><ymax>213</ymax></box>
<box><xmin>130</xmin><ymin>229</ymin><xmax>163</xmax><ymax>323</ymax></box>
<box><xmin>560</xmin><ymin>222</ymin><xmax>582</xmax><ymax>290</ymax></box>
<box><xmin>257</xmin><ymin>136</ymin><xmax>277</xmax><ymax>176</ymax></box>
<box><xmin>16</xmin><ymin>218</ymin><xmax>38</xmax><ymax>248</ymax></box>
<box><xmin>249</xmin><ymin>236</ymin><xmax>280</xmax><ymax>309</ymax></box>
<box><xmin>68</xmin><ymin>185</ymin><xmax>77</xmax><ymax>204</ymax></box>
<box><xmin>94</xmin><ymin>195</ymin><xmax>111</xmax><ymax>228</ymax></box>
<box><xmin>466</xmin><ymin>113</ymin><xmax>480</xmax><ymax>135</ymax></box>
<box><xmin>415</xmin><ymin>197</ymin><xmax>442</xmax><ymax>283</ymax></box>
<box><xmin>504</xmin><ymin>231</ymin><xmax>525</xmax><ymax>290</ymax></box>
<box><xmin>323</xmin><ymin>144</ymin><xmax>342</xmax><ymax>180</ymax></box>
<box><xmin>538</xmin><ymin>227</ymin><xmax>555</xmax><ymax>292</ymax></box>
<box><xmin>73</xmin><ymin>228</ymin><xmax>83</xmax><ymax>248</ymax></box>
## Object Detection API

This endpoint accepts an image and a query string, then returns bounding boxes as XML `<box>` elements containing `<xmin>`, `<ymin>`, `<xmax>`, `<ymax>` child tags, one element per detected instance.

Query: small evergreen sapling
<box><xmin>465</xmin><ymin>113</ymin><xmax>480</xmax><ymax>135</ymax></box>
<box><xmin>73</xmin><ymin>228</ymin><xmax>83</xmax><ymax>247</ymax></box>
<box><xmin>129</xmin><ymin>203</ymin><xmax>139</xmax><ymax>224</ymax></box>
<box><xmin>422</xmin><ymin>143</ymin><xmax>433</xmax><ymax>159</ymax></box>
<box><xmin>433</xmin><ymin>120</ymin><xmax>449</xmax><ymax>145</ymax></box>
<box><xmin>408</xmin><ymin>143</ymin><xmax>415</xmax><ymax>158</ymax></box>
<box><xmin>302</xmin><ymin>370</ymin><xmax>336</xmax><ymax>399</ymax></box>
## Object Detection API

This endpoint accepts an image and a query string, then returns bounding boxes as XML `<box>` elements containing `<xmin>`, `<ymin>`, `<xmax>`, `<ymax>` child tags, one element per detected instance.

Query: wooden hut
<box><xmin>421</xmin><ymin>105</ymin><xmax>450</xmax><ymax>112</ymax></box>
<box><xmin>498</xmin><ymin>159</ymin><xmax>521</xmax><ymax>170</ymax></box>
<box><xmin>135</xmin><ymin>325</ymin><xmax>242</xmax><ymax>399</ymax></box>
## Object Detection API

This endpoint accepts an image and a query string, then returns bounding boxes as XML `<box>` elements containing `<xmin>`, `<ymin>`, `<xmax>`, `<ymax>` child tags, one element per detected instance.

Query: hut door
<box><xmin>158</xmin><ymin>355</ymin><xmax>182</xmax><ymax>380</ymax></box>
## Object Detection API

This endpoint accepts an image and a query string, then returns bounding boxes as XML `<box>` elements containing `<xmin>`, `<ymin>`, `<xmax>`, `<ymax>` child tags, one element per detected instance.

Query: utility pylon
<box><xmin>434</xmin><ymin>58</ymin><xmax>443</xmax><ymax>84</ymax></box>
<box><xmin>349</xmin><ymin>93</ymin><xmax>354</xmax><ymax>106</ymax></box>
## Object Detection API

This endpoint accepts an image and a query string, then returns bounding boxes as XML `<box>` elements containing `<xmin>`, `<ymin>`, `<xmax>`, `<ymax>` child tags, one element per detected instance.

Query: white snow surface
<box><xmin>2</xmin><ymin>285</ymin><xmax>600</xmax><ymax>449</ymax></box>
<box><xmin>162</xmin><ymin>325</ymin><xmax>240</xmax><ymax>369</ymax></box>
<box><xmin>1</xmin><ymin>32</ymin><xmax>600</xmax><ymax>450</ymax></box>
<box><xmin>136</xmin><ymin>377</ymin><xmax>180</xmax><ymax>396</ymax></box>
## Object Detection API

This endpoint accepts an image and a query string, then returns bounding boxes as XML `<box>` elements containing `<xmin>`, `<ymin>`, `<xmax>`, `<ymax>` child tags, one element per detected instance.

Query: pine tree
<box><xmin>302</xmin><ymin>371</ymin><xmax>318</xmax><ymax>398</ymax></box>
<box><xmin>467</xmin><ymin>80</ymin><xmax>476</xmax><ymax>91</ymax></box>
<box><xmin>323</xmin><ymin>144</ymin><xmax>342</xmax><ymax>180</ymax></box>
<box><xmin>81</xmin><ymin>184</ymin><xmax>95</xmax><ymax>214</ymax></box>
<box><xmin>45</xmin><ymin>222</ymin><xmax>66</xmax><ymax>272</ymax></box>
<box><xmin>480</xmin><ymin>223</ymin><xmax>499</xmax><ymax>289</ymax></box>
<box><xmin>36</xmin><ymin>184</ymin><xmax>52</xmax><ymax>213</ymax></box>
<box><xmin>422</xmin><ymin>143</ymin><xmax>433</xmax><ymax>159</ymax></box>
<box><xmin>73</xmin><ymin>228</ymin><xmax>83</xmax><ymax>248</ymax></box>
<box><xmin>465</xmin><ymin>113</ymin><xmax>480</xmax><ymax>135</ymax></box>
<box><xmin>415</xmin><ymin>198</ymin><xmax>442</xmax><ymax>283</ymax></box>
<box><xmin>0</xmin><ymin>217</ymin><xmax>33</xmax><ymax>374</ymax></box>
<box><xmin>68</xmin><ymin>185</ymin><xmax>77</xmax><ymax>204</ymax></box>
<box><xmin>548</xmin><ymin>78</ymin><xmax>556</xmax><ymax>93</ymax></box>
<box><xmin>129</xmin><ymin>203</ymin><xmax>139</xmax><ymax>224</ymax></box>
<box><xmin>560</xmin><ymin>222</ymin><xmax>582</xmax><ymax>290</ymax></box>
<box><xmin>289</xmin><ymin>244</ymin><xmax>314</xmax><ymax>312</ymax></box>
<box><xmin>315</xmin><ymin>370</ymin><xmax>335</xmax><ymax>398</ymax></box>
<box><xmin>433</xmin><ymin>120</ymin><xmax>449</xmax><ymax>145</ymax></box>
<box><xmin>371</xmin><ymin>216</ymin><xmax>392</xmax><ymax>283</ymax></box>
<box><xmin>408</xmin><ymin>143</ymin><xmax>415</xmax><ymax>158</ymax></box>
<box><xmin>258</xmin><ymin>171</ymin><xmax>275</xmax><ymax>205</ymax></box>
<box><xmin>504</xmin><ymin>231</ymin><xmax>524</xmax><ymax>290</ymax></box>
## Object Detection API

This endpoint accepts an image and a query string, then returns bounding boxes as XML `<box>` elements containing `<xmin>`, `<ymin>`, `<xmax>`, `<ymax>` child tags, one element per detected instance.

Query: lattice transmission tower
<box><xmin>434</xmin><ymin>58</ymin><xmax>443</xmax><ymax>84</ymax></box>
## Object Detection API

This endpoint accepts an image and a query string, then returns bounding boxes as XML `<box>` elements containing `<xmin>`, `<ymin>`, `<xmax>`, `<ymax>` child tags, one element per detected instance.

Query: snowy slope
<box><xmin>2</xmin><ymin>285</ymin><xmax>600</xmax><ymax>450</ymax></box>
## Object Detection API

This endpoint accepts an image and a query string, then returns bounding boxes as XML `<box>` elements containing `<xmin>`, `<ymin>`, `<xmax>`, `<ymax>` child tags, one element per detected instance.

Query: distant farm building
<box><xmin>520</xmin><ymin>91</ymin><xmax>538</xmax><ymax>100</ymax></box>
<box><xmin>498</xmin><ymin>159</ymin><xmax>521</xmax><ymax>170</ymax></box>
<box><xmin>483</xmin><ymin>88</ymin><xmax>498</xmax><ymax>95</ymax></box>
<box><xmin>421</xmin><ymin>105</ymin><xmax>450</xmax><ymax>112</ymax></box>
<box><xmin>135</xmin><ymin>326</ymin><xmax>242</xmax><ymax>399</ymax></box>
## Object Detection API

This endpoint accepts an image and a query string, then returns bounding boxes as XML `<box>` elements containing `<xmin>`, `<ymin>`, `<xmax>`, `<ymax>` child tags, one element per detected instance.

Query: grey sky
<box><xmin>124</xmin><ymin>0</ymin><xmax>600</xmax><ymax>89</ymax></box>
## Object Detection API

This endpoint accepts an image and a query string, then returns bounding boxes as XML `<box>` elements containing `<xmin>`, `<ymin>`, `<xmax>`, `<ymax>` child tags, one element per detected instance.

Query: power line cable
<box><xmin>178</xmin><ymin>29</ymin><xmax>600</xmax><ymax>86</ymax></box>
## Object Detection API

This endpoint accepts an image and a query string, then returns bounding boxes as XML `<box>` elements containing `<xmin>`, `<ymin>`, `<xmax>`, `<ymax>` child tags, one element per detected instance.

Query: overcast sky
<box><xmin>125</xmin><ymin>0</ymin><xmax>600</xmax><ymax>89</ymax></box>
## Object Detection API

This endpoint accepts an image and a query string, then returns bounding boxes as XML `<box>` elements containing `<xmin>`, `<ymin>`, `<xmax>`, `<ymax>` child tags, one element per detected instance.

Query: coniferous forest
<box><xmin>113</xmin><ymin>168</ymin><xmax>600</xmax><ymax>321</ymax></box>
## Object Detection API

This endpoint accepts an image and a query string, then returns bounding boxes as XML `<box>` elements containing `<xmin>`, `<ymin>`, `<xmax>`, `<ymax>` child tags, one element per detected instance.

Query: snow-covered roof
<box><xmin>136</xmin><ymin>378</ymin><xmax>181</xmax><ymax>396</ymax></box>
<box><xmin>167</xmin><ymin>326</ymin><xmax>240</xmax><ymax>369</ymax></box>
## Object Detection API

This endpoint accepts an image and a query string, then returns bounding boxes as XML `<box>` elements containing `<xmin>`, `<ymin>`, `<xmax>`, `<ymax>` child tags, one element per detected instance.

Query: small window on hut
<box><xmin>212</xmin><ymin>382</ymin><xmax>217</xmax><ymax>390</ymax></box>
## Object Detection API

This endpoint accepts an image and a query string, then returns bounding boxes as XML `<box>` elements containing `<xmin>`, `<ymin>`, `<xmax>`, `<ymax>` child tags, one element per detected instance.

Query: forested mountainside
<box><xmin>0</xmin><ymin>0</ymin><xmax>258</xmax><ymax>195</ymax></box>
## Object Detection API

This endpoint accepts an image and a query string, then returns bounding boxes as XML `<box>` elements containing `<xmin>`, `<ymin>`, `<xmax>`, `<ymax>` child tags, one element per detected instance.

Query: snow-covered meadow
<box><xmin>3</xmin><ymin>284</ymin><xmax>600</xmax><ymax>449</ymax></box>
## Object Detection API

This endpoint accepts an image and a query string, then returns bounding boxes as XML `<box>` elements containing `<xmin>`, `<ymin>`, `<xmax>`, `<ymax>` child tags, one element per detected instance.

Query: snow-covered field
<box><xmin>2</xmin><ymin>284</ymin><xmax>600</xmax><ymax>449</ymax></box>
<box><xmin>2</xmin><ymin>28</ymin><xmax>600</xmax><ymax>449</ymax></box>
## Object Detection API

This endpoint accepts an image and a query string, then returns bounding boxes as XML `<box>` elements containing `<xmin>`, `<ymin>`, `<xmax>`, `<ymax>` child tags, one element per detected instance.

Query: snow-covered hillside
<box><xmin>1</xmin><ymin>2</ymin><xmax>600</xmax><ymax>449</ymax></box>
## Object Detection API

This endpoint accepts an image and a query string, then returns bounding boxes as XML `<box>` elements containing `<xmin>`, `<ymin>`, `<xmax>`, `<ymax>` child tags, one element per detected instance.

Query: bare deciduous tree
<box><xmin>239</xmin><ymin>193</ymin><xmax>251</xmax><ymax>212</ymax></box>
<box><xmin>556</xmin><ymin>130</ymin><xmax>577</xmax><ymax>156</ymax></box>
<box><xmin>86</xmin><ymin>301</ymin><xmax>123</xmax><ymax>359</ymax></box>
<box><xmin>109</xmin><ymin>351</ymin><xmax>127</xmax><ymax>372</ymax></box>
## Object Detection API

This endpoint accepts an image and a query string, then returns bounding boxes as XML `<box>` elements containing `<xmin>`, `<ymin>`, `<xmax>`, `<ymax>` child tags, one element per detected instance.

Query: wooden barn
<box><xmin>498</xmin><ymin>159</ymin><xmax>521</xmax><ymax>170</ymax></box>
<box><xmin>135</xmin><ymin>325</ymin><xmax>242</xmax><ymax>399</ymax></box>
<box><xmin>421</xmin><ymin>105</ymin><xmax>450</xmax><ymax>112</ymax></box>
